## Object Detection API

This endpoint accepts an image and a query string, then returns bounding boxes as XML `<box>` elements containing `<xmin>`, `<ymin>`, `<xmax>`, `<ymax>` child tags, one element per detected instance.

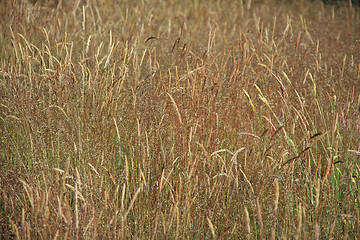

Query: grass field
<box><xmin>1</xmin><ymin>0</ymin><xmax>360</xmax><ymax>239</ymax></box>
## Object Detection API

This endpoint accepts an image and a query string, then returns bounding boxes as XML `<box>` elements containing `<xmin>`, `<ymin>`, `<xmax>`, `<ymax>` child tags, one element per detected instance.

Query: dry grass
<box><xmin>1</xmin><ymin>0</ymin><xmax>360</xmax><ymax>239</ymax></box>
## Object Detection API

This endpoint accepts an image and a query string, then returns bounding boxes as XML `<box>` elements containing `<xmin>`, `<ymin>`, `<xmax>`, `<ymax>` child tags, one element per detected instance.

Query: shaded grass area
<box><xmin>1</xmin><ymin>0</ymin><xmax>360</xmax><ymax>238</ymax></box>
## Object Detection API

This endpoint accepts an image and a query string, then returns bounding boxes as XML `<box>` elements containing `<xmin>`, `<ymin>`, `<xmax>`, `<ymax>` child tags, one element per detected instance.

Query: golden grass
<box><xmin>1</xmin><ymin>0</ymin><xmax>360</xmax><ymax>238</ymax></box>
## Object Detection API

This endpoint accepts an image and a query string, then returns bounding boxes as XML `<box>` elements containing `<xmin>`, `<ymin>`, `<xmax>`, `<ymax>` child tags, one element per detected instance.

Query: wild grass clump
<box><xmin>1</xmin><ymin>0</ymin><xmax>359</xmax><ymax>238</ymax></box>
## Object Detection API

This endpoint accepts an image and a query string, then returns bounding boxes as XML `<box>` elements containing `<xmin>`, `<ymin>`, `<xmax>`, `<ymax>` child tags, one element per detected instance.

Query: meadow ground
<box><xmin>1</xmin><ymin>0</ymin><xmax>360</xmax><ymax>239</ymax></box>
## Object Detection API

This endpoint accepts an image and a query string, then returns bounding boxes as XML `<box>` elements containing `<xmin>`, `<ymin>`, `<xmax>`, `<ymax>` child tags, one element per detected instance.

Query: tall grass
<box><xmin>1</xmin><ymin>0</ymin><xmax>359</xmax><ymax>238</ymax></box>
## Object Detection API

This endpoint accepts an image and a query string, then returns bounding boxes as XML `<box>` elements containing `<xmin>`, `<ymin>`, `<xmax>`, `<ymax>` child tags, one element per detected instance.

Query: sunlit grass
<box><xmin>1</xmin><ymin>0</ymin><xmax>359</xmax><ymax>239</ymax></box>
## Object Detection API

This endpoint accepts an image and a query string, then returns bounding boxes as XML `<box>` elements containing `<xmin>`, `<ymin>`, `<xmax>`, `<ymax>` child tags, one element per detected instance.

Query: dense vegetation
<box><xmin>1</xmin><ymin>0</ymin><xmax>359</xmax><ymax>239</ymax></box>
